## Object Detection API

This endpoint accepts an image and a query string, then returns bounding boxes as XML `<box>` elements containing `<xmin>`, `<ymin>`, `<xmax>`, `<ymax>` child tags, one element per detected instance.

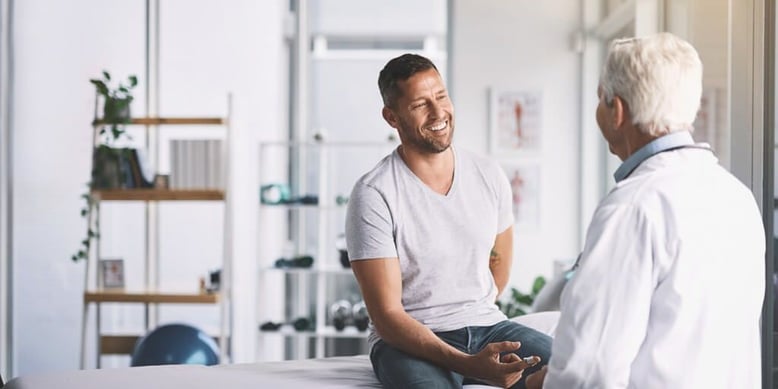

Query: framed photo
<box><xmin>99</xmin><ymin>258</ymin><xmax>125</xmax><ymax>289</ymax></box>
<box><xmin>500</xmin><ymin>162</ymin><xmax>541</xmax><ymax>229</ymax></box>
<box><xmin>489</xmin><ymin>89</ymin><xmax>543</xmax><ymax>156</ymax></box>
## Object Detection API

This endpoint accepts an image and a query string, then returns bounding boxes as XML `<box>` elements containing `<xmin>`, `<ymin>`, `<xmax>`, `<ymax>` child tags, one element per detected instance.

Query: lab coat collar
<box><xmin>613</xmin><ymin>131</ymin><xmax>696</xmax><ymax>183</ymax></box>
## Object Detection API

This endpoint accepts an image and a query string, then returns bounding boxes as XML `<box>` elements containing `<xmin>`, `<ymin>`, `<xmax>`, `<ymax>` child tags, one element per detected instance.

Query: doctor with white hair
<box><xmin>527</xmin><ymin>32</ymin><xmax>765</xmax><ymax>388</ymax></box>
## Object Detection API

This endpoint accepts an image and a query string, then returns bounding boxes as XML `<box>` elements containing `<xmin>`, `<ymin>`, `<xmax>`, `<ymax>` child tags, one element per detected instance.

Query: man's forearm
<box><xmin>373</xmin><ymin>309</ymin><xmax>472</xmax><ymax>375</ymax></box>
<box><xmin>490</xmin><ymin>248</ymin><xmax>509</xmax><ymax>297</ymax></box>
<box><xmin>490</xmin><ymin>227</ymin><xmax>513</xmax><ymax>298</ymax></box>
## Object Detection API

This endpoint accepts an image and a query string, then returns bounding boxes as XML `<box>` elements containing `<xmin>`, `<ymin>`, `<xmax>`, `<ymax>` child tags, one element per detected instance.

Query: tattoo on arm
<box><xmin>490</xmin><ymin>248</ymin><xmax>499</xmax><ymax>268</ymax></box>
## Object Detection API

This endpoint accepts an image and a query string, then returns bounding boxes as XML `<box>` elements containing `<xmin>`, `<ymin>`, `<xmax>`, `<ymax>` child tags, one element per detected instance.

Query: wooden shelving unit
<box><xmin>80</xmin><ymin>100</ymin><xmax>232</xmax><ymax>369</ymax></box>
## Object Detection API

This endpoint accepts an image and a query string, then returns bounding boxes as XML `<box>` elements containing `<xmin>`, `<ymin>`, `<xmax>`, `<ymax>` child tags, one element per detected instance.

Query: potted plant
<box><xmin>496</xmin><ymin>275</ymin><xmax>547</xmax><ymax>317</ymax></box>
<box><xmin>72</xmin><ymin>71</ymin><xmax>138</xmax><ymax>262</ymax></box>
<box><xmin>89</xmin><ymin>70</ymin><xmax>138</xmax><ymax>141</ymax></box>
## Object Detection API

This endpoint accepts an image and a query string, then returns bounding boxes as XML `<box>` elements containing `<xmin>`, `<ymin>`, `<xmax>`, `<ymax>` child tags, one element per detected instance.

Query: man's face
<box><xmin>385</xmin><ymin>68</ymin><xmax>454</xmax><ymax>153</ymax></box>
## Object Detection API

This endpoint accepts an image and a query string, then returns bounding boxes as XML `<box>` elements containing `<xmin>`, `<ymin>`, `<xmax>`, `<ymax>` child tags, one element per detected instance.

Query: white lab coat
<box><xmin>544</xmin><ymin>148</ymin><xmax>765</xmax><ymax>389</ymax></box>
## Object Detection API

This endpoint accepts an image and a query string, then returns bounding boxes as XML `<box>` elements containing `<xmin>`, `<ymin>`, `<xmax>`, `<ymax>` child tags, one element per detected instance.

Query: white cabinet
<box><xmin>256</xmin><ymin>140</ymin><xmax>396</xmax><ymax>360</ymax></box>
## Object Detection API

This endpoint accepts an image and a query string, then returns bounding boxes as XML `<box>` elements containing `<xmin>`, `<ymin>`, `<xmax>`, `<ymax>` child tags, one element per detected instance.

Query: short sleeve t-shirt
<box><xmin>345</xmin><ymin>147</ymin><xmax>513</xmax><ymax>348</ymax></box>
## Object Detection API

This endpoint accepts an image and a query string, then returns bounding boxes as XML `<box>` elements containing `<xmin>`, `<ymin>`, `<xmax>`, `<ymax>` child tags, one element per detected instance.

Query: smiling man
<box><xmin>345</xmin><ymin>54</ymin><xmax>552</xmax><ymax>389</ymax></box>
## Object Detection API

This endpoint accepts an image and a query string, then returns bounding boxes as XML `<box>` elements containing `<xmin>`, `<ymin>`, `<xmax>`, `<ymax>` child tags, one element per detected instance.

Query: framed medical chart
<box><xmin>489</xmin><ymin>89</ymin><xmax>543</xmax><ymax>156</ymax></box>
<box><xmin>500</xmin><ymin>162</ymin><xmax>540</xmax><ymax>229</ymax></box>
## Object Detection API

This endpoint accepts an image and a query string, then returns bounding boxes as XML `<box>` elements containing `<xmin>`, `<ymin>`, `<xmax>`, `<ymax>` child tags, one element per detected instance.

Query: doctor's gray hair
<box><xmin>599</xmin><ymin>33</ymin><xmax>703</xmax><ymax>137</ymax></box>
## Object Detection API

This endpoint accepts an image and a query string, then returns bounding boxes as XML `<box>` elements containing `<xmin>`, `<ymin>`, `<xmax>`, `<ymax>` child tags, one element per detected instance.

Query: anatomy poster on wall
<box><xmin>500</xmin><ymin>162</ymin><xmax>540</xmax><ymax>229</ymax></box>
<box><xmin>490</xmin><ymin>89</ymin><xmax>543</xmax><ymax>156</ymax></box>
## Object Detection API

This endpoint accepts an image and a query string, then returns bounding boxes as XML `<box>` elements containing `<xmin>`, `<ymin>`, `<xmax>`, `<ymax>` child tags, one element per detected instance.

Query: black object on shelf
<box><xmin>259</xmin><ymin>321</ymin><xmax>282</xmax><ymax>331</ymax></box>
<box><xmin>207</xmin><ymin>269</ymin><xmax>221</xmax><ymax>292</ymax></box>
<box><xmin>336</xmin><ymin>234</ymin><xmax>350</xmax><ymax>268</ymax></box>
<box><xmin>274</xmin><ymin>255</ymin><xmax>314</xmax><ymax>269</ymax></box>
<box><xmin>259</xmin><ymin>317</ymin><xmax>313</xmax><ymax>332</ymax></box>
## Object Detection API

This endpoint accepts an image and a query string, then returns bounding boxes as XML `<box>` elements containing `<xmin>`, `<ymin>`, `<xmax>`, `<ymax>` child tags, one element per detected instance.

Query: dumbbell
<box><xmin>352</xmin><ymin>300</ymin><xmax>369</xmax><ymax>331</ymax></box>
<box><xmin>330</xmin><ymin>300</ymin><xmax>352</xmax><ymax>331</ymax></box>
<box><xmin>259</xmin><ymin>317</ymin><xmax>313</xmax><ymax>332</ymax></box>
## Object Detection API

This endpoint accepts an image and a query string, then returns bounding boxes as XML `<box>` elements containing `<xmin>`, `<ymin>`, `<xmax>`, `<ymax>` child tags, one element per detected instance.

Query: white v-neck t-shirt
<box><xmin>346</xmin><ymin>147</ymin><xmax>513</xmax><ymax>349</ymax></box>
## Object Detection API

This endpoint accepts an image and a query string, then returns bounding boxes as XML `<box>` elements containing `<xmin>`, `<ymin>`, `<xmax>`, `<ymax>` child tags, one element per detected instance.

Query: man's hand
<box><xmin>525</xmin><ymin>365</ymin><xmax>548</xmax><ymax>389</ymax></box>
<box><xmin>462</xmin><ymin>341</ymin><xmax>540</xmax><ymax>388</ymax></box>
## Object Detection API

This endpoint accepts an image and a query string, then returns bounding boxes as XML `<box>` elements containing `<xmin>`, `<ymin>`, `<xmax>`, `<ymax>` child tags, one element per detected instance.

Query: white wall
<box><xmin>11</xmin><ymin>0</ymin><xmax>285</xmax><ymax>376</ymax></box>
<box><xmin>13</xmin><ymin>0</ymin><xmax>146</xmax><ymax>375</ymax></box>
<box><xmin>451</xmin><ymin>0</ymin><xmax>582</xmax><ymax>290</ymax></box>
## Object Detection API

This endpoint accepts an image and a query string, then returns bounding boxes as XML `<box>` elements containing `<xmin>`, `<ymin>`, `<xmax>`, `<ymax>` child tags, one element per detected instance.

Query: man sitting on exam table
<box><xmin>526</xmin><ymin>32</ymin><xmax>766</xmax><ymax>389</ymax></box>
<box><xmin>346</xmin><ymin>53</ymin><xmax>551</xmax><ymax>389</ymax></box>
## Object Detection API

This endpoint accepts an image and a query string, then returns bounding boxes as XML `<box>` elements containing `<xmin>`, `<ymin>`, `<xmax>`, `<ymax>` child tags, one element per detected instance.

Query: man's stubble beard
<box><xmin>398</xmin><ymin>118</ymin><xmax>454</xmax><ymax>154</ymax></box>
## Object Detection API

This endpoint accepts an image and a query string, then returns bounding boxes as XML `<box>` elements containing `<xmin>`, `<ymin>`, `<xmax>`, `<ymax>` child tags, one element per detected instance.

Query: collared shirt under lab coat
<box><xmin>544</xmin><ymin>143</ymin><xmax>765</xmax><ymax>388</ymax></box>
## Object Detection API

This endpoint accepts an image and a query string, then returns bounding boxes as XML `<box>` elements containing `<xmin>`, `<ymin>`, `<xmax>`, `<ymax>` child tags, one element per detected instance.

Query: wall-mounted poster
<box><xmin>500</xmin><ymin>162</ymin><xmax>540</xmax><ymax>229</ymax></box>
<box><xmin>490</xmin><ymin>89</ymin><xmax>543</xmax><ymax>156</ymax></box>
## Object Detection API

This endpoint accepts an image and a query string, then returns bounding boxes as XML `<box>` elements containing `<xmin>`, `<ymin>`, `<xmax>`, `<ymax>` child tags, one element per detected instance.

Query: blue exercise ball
<box><xmin>131</xmin><ymin>323</ymin><xmax>220</xmax><ymax>367</ymax></box>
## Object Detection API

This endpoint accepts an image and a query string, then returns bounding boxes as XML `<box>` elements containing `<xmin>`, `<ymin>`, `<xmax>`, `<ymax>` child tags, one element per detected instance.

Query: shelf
<box><xmin>259</xmin><ymin>325</ymin><xmax>368</xmax><ymax>339</ymax></box>
<box><xmin>84</xmin><ymin>290</ymin><xmax>219</xmax><ymax>304</ymax></box>
<box><xmin>100</xmin><ymin>333</ymin><xmax>227</xmax><ymax>355</ymax></box>
<box><xmin>91</xmin><ymin>189</ymin><xmax>225</xmax><ymax>201</ymax></box>
<box><xmin>92</xmin><ymin>117</ymin><xmax>226</xmax><ymax>126</ymax></box>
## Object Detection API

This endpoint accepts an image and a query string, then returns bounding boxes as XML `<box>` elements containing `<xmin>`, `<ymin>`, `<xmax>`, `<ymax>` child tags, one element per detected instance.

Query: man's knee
<box><xmin>371</xmin><ymin>342</ymin><xmax>461</xmax><ymax>389</ymax></box>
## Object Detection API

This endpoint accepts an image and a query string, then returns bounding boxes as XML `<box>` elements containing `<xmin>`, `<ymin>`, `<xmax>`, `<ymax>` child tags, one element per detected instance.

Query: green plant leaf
<box><xmin>102</xmin><ymin>70</ymin><xmax>111</xmax><ymax>81</ymax></box>
<box><xmin>90</xmin><ymin>79</ymin><xmax>109</xmax><ymax>96</ymax></box>
<box><xmin>531</xmin><ymin>276</ymin><xmax>547</xmax><ymax>296</ymax></box>
<box><xmin>516</xmin><ymin>295</ymin><xmax>533</xmax><ymax>306</ymax></box>
<box><xmin>511</xmin><ymin>288</ymin><xmax>525</xmax><ymax>301</ymax></box>
<box><xmin>128</xmin><ymin>75</ymin><xmax>138</xmax><ymax>87</ymax></box>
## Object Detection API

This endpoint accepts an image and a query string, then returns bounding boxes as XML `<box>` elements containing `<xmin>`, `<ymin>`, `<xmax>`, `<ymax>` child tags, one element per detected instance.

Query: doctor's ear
<box><xmin>610</xmin><ymin>95</ymin><xmax>628</xmax><ymax>129</ymax></box>
<box><xmin>382</xmin><ymin>106</ymin><xmax>399</xmax><ymax>129</ymax></box>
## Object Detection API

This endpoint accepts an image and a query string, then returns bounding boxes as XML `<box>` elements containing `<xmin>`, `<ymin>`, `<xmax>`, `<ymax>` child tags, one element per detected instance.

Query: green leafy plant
<box><xmin>496</xmin><ymin>275</ymin><xmax>547</xmax><ymax>317</ymax></box>
<box><xmin>89</xmin><ymin>70</ymin><xmax>138</xmax><ymax>142</ymax></box>
<box><xmin>72</xmin><ymin>71</ymin><xmax>138</xmax><ymax>262</ymax></box>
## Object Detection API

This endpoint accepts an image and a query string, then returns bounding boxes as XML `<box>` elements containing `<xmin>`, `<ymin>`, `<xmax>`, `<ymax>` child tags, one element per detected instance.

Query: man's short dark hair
<box><xmin>378</xmin><ymin>54</ymin><xmax>439</xmax><ymax>108</ymax></box>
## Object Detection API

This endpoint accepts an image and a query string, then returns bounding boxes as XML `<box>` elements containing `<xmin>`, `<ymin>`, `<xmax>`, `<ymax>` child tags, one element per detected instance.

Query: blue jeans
<box><xmin>369</xmin><ymin>320</ymin><xmax>552</xmax><ymax>389</ymax></box>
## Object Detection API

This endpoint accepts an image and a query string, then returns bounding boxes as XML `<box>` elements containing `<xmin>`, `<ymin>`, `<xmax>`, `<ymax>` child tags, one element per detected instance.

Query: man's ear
<box><xmin>611</xmin><ymin>95</ymin><xmax>629</xmax><ymax>130</ymax></box>
<box><xmin>382</xmin><ymin>106</ymin><xmax>398</xmax><ymax>129</ymax></box>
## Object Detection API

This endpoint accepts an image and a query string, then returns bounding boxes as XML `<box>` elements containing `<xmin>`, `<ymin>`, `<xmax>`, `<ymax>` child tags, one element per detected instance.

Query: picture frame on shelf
<box><xmin>489</xmin><ymin>88</ymin><xmax>543</xmax><ymax>156</ymax></box>
<box><xmin>99</xmin><ymin>258</ymin><xmax>125</xmax><ymax>289</ymax></box>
